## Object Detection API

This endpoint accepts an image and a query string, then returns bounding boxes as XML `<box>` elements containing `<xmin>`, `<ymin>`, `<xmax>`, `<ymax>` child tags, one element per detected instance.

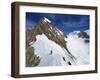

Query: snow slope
<box><xmin>31</xmin><ymin>34</ymin><xmax>76</xmax><ymax>66</ymax></box>
<box><xmin>66</xmin><ymin>31</ymin><xmax>90</xmax><ymax>65</ymax></box>
<box><xmin>30</xmin><ymin>30</ymin><xmax>89</xmax><ymax>66</ymax></box>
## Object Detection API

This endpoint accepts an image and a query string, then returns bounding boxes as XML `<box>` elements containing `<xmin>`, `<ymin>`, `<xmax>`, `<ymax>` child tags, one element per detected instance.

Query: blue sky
<box><xmin>26</xmin><ymin>12</ymin><xmax>89</xmax><ymax>34</ymax></box>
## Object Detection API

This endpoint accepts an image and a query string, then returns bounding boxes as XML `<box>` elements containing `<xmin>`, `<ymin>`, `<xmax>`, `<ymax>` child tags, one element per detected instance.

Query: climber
<box><xmin>50</xmin><ymin>50</ymin><xmax>53</xmax><ymax>55</ymax></box>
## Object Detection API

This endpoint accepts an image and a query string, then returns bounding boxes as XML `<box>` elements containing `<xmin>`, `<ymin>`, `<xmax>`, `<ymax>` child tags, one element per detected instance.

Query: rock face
<box><xmin>78</xmin><ymin>32</ymin><xmax>89</xmax><ymax>39</ymax></box>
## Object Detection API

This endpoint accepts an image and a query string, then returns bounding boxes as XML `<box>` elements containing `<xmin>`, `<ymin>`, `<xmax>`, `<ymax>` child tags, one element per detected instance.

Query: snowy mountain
<box><xmin>26</xmin><ymin>17</ymin><xmax>89</xmax><ymax>67</ymax></box>
<box><xmin>27</xmin><ymin>17</ymin><xmax>67</xmax><ymax>50</ymax></box>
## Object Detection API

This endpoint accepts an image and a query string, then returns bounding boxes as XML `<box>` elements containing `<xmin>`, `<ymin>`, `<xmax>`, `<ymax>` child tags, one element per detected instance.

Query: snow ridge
<box><xmin>43</xmin><ymin>17</ymin><xmax>51</xmax><ymax>23</ymax></box>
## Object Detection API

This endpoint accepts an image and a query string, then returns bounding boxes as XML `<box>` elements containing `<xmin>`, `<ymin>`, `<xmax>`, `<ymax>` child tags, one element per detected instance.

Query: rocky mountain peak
<box><xmin>26</xmin><ymin>17</ymin><xmax>71</xmax><ymax>55</ymax></box>
<box><xmin>42</xmin><ymin>17</ymin><xmax>51</xmax><ymax>23</ymax></box>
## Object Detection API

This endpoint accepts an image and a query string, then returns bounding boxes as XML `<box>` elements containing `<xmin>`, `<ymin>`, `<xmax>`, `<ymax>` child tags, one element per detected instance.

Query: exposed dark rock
<box><xmin>78</xmin><ymin>32</ymin><xmax>89</xmax><ymax>38</ymax></box>
<box><xmin>26</xmin><ymin>46</ymin><xmax>41</xmax><ymax>67</ymax></box>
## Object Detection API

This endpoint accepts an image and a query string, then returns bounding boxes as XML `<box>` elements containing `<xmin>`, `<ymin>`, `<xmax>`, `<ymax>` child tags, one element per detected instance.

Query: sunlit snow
<box><xmin>43</xmin><ymin>17</ymin><xmax>51</xmax><ymax>23</ymax></box>
<box><xmin>30</xmin><ymin>30</ymin><xmax>89</xmax><ymax>66</ymax></box>
<box><xmin>31</xmin><ymin>34</ymin><xmax>76</xmax><ymax>66</ymax></box>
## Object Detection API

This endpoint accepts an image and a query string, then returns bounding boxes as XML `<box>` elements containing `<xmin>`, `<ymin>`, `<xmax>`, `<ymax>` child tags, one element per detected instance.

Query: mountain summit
<box><xmin>26</xmin><ymin>17</ymin><xmax>87</xmax><ymax>66</ymax></box>
<box><xmin>27</xmin><ymin>17</ymin><xmax>75</xmax><ymax>58</ymax></box>
<box><xmin>27</xmin><ymin>17</ymin><xmax>69</xmax><ymax>52</ymax></box>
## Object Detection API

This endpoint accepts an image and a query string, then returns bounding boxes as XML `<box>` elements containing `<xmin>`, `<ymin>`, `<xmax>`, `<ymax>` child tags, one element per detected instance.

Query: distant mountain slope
<box><xmin>66</xmin><ymin>30</ymin><xmax>90</xmax><ymax>65</ymax></box>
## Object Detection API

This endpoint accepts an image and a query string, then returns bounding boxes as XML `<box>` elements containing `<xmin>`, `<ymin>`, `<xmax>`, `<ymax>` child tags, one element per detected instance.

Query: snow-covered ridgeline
<box><xmin>43</xmin><ymin>17</ymin><xmax>51</xmax><ymax>23</ymax></box>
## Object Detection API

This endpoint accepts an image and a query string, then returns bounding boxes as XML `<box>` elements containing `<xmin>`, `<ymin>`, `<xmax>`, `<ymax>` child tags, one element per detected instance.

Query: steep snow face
<box><xmin>43</xmin><ymin>17</ymin><xmax>51</xmax><ymax>23</ymax></box>
<box><xmin>66</xmin><ymin>31</ymin><xmax>90</xmax><ymax>65</ymax></box>
<box><xmin>31</xmin><ymin>34</ymin><xmax>76</xmax><ymax>66</ymax></box>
